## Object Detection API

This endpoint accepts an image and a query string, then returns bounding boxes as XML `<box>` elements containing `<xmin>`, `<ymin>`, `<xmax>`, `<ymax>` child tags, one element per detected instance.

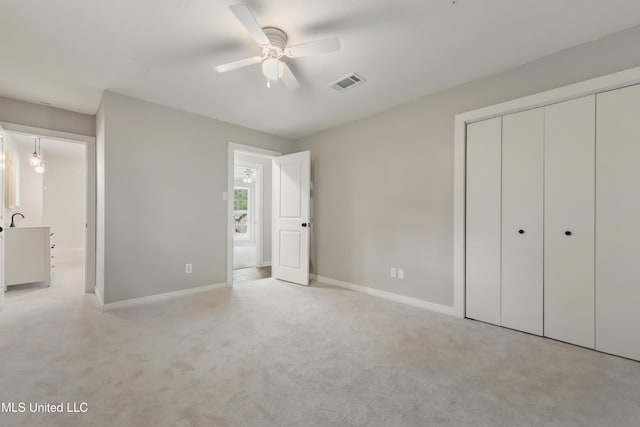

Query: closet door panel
<box><xmin>501</xmin><ymin>108</ymin><xmax>544</xmax><ymax>335</ymax></box>
<box><xmin>544</xmin><ymin>95</ymin><xmax>595</xmax><ymax>348</ymax></box>
<box><xmin>596</xmin><ymin>84</ymin><xmax>640</xmax><ymax>361</ymax></box>
<box><xmin>466</xmin><ymin>117</ymin><xmax>502</xmax><ymax>325</ymax></box>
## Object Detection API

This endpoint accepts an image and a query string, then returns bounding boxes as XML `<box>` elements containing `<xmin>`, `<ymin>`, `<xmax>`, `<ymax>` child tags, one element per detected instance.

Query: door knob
<box><xmin>518</xmin><ymin>229</ymin><xmax>524</xmax><ymax>234</ymax></box>
<box><xmin>0</xmin><ymin>226</ymin><xmax>3</xmax><ymax>232</ymax></box>
<box><xmin>301</xmin><ymin>223</ymin><xmax>308</xmax><ymax>227</ymax></box>
<box><xmin>565</xmin><ymin>231</ymin><xmax>572</xmax><ymax>236</ymax></box>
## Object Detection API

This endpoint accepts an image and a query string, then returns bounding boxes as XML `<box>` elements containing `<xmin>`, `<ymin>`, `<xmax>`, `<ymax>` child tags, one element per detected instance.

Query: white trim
<box><xmin>227</xmin><ymin>142</ymin><xmax>280</xmax><ymax>286</ymax></box>
<box><xmin>101</xmin><ymin>282</ymin><xmax>228</xmax><ymax>311</ymax></box>
<box><xmin>456</xmin><ymin>65</ymin><xmax>640</xmax><ymax>125</ymax></box>
<box><xmin>94</xmin><ymin>285</ymin><xmax>104</xmax><ymax>307</ymax></box>
<box><xmin>453</xmin><ymin>65</ymin><xmax>640</xmax><ymax>320</ymax></box>
<box><xmin>0</xmin><ymin>122</ymin><xmax>94</xmax><ymax>144</ymax></box>
<box><xmin>0</xmin><ymin>128</ymin><xmax>4</xmax><ymax>311</ymax></box>
<box><xmin>313</xmin><ymin>275</ymin><xmax>454</xmax><ymax>316</ymax></box>
<box><xmin>260</xmin><ymin>261</ymin><xmax>272</xmax><ymax>267</ymax></box>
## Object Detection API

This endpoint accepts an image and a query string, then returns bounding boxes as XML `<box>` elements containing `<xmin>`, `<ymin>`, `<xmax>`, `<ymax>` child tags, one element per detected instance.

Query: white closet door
<box><xmin>596</xmin><ymin>84</ymin><xmax>640</xmax><ymax>361</ymax></box>
<box><xmin>544</xmin><ymin>96</ymin><xmax>595</xmax><ymax>348</ymax></box>
<box><xmin>501</xmin><ymin>108</ymin><xmax>544</xmax><ymax>335</ymax></box>
<box><xmin>466</xmin><ymin>117</ymin><xmax>502</xmax><ymax>325</ymax></box>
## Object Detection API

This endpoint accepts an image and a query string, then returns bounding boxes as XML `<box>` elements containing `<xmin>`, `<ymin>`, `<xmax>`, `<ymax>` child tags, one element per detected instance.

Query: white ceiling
<box><xmin>10</xmin><ymin>133</ymin><xmax>85</xmax><ymax>159</ymax></box>
<box><xmin>1</xmin><ymin>1</ymin><xmax>640</xmax><ymax>139</ymax></box>
<box><xmin>234</xmin><ymin>166</ymin><xmax>256</xmax><ymax>180</ymax></box>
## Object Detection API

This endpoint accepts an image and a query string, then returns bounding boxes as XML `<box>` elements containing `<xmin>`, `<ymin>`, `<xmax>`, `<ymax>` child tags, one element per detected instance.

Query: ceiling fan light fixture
<box><xmin>242</xmin><ymin>169</ymin><xmax>255</xmax><ymax>183</ymax></box>
<box><xmin>262</xmin><ymin>57</ymin><xmax>284</xmax><ymax>81</ymax></box>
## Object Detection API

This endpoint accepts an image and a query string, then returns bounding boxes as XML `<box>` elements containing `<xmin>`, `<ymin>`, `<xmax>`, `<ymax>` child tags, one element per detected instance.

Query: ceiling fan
<box><xmin>213</xmin><ymin>4</ymin><xmax>341</xmax><ymax>90</ymax></box>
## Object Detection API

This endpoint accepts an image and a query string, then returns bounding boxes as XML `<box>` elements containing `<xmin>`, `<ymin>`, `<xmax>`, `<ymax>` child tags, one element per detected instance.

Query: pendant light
<box><xmin>34</xmin><ymin>137</ymin><xmax>45</xmax><ymax>174</ymax></box>
<box><xmin>30</xmin><ymin>137</ymin><xmax>40</xmax><ymax>166</ymax></box>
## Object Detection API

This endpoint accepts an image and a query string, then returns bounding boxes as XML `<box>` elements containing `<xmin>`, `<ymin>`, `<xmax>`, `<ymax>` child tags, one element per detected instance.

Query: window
<box><xmin>233</xmin><ymin>187</ymin><xmax>250</xmax><ymax>240</ymax></box>
<box><xmin>234</xmin><ymin>188</ymin><xmax>248</xmax><ymax>211</ymax></box>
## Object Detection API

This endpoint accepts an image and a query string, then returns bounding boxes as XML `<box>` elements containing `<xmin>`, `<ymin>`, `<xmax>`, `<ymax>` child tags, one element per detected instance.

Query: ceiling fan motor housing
<box><xmin>262</xmin><ymin>27</ymin><xmax>288</xmax><ymax>56</ymax></box>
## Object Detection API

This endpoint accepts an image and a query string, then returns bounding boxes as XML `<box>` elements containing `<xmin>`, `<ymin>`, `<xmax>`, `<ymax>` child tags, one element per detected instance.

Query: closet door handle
<box><xmin>518</xmin><ymin>229</ymin><xmax>524</xmax><ymax>234</ymax></box>
<box><xmin>565</xmin><ymin>231</ymin><xmax>572</xmax><ymax>236</ymax></box>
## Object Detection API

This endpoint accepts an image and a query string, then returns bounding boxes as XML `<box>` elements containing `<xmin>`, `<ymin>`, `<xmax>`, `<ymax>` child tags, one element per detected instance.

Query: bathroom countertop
<box><xmin>5</xmin><ymin>225</ymin><xmax>51</xmax><ymax>230</ymax></box>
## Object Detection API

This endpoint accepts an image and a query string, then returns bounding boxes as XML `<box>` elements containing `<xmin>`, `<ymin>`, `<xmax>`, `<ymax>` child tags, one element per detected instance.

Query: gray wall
<box><xmin>99</xmin><ymin>92</ymin><xmax>293</xmax><ymax>304</ymax></box>
<box><xmin>0</xmin><ymin>95</ymin><xmax>95</xmax><ymax>137</ymax></box>
<box><xmin>297</xmin><ymin>25</ymin><xmax>640</xmax><ymax>308</ymax></box>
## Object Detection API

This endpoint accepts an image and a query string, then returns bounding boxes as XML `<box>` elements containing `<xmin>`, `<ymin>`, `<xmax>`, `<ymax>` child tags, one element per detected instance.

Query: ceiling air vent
<box><xmin>330</xmin><ymin>73</ymin><xmax>366</xmax><ymax>92</ymax></box>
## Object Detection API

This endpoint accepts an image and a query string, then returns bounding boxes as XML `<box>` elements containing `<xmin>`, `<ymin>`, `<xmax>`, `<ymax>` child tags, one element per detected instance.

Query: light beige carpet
<box><xmin>1</xmin><ymin>265</ymin><xmax>639</xmax><ymax>427</ymax></box>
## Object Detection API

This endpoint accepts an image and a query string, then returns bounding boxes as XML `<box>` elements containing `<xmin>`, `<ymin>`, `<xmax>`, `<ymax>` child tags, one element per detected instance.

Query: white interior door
<box><xmin>544</xmin><ymin>96</ymin><xmax>595</xmax><ymax>348</ymax></box>
<box><xmin>272</xmin><ymin>151</ymin><xmax>310</xmax><ymax>286</ymax></box>
<box><xmin>0</xmin><ymin>128</ymin><xmax>5</xmax><ymax>308</ymax></box>
<box><xmin>465</xmin><ymin>117</ymin><xmax>502</xmax><ymax>325</ymax></box>
<box><xmin>596</xmin><ymin>84</ymin><xmax>640</xmax><ymax>361</ymax></box>
<box><xmin>501</xmin><ymin>108</ymin><xmax>544</xmax><ymax>335</ymax></box>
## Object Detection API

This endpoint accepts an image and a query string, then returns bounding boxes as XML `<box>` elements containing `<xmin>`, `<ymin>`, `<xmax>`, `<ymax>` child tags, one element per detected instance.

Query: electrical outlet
<box><xmin>222</xmin><ymin>192</ymin><xmax>228</xmax><ymax>201</ymax></box>
<box><xmin>390</xmin><ymin>267</ymin><xmax>397</xmax><ymax>278</ymax></box>
<box><xmin>398</xmin><ymin>269</ymin><xmax>405</xmax><ymax>280</ymax></box>
<box><xmin>185</xmin><ymin>263</ymin><xmax>193</xmax><ymax>274</ymax></box>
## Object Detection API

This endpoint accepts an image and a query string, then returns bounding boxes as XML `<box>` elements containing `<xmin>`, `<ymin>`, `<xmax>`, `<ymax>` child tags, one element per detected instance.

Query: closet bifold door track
<box><xmin>543</xmin><ymin>95</ymin><xmax>595</xmax><ymax>349</ymax></box>
<box><xmin>595</xmin><ymin>84</ymin><xmax>640</xmax><ymax>361</ymax></box>
<box><xmin>501</xmin><ymin>108</ymin><xmax>544</xmax><ymax>336</ymax></box>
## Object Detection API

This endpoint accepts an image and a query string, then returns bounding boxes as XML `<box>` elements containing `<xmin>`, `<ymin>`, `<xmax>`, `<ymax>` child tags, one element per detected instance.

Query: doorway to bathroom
<box><xmin>228</xmin><ymin>144</ymin><xmax>279</xmax><ymax>285</ymax></box>
<box><xmin>1</xmin><ymin>130</ymin><xmax>89</xmax><ymax>301</ymax></box>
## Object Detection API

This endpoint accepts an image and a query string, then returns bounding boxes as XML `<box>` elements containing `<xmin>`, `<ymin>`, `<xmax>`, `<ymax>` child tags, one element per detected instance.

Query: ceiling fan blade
<box><xmin>285</xmin><ymin>37</ymin><xmax>340</xmax><ymax>58</ymax></box>
<box><xmin>229</xmin><ymin>4</ymin><xmax>270</xmax><ymax>46</ymax></box>
<box><xmin>213</xmin><ymin>56</ymin><xmax>263</xmax><ymax>73</ymax></box>
<box><xmin>281</xmin><ymin>62</ymin><xmax>300</xmax><ymax>90</ymax></box>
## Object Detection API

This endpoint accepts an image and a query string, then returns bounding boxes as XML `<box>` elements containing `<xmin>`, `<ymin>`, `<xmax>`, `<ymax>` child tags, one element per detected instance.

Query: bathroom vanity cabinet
<box><xmin>4</xmin><ymin>226</ymin><xmax>51</xmax><ymax>290</ymax></box>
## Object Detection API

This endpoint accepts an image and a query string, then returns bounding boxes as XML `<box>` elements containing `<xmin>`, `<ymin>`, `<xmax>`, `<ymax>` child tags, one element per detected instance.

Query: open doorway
<box><xmin>233</xmin><ymin>165</ymin><xmax>259</xmax><ymax>269</ymax></box>
<box><xmin>228</xmin><ymin>143</ymin><xmax>280</xmax><ymax>285</ymax></box>
<box><xmin>2</xmin><ymin>131</ymin><xmax>88</xmax><ymax>299</ymax></box>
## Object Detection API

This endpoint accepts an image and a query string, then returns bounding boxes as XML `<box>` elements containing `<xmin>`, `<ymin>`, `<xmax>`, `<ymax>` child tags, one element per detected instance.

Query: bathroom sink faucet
<box><xmin>10</xmin><ymin>212</ymin><xmax>24</xmax><ymax>228</ymax></box>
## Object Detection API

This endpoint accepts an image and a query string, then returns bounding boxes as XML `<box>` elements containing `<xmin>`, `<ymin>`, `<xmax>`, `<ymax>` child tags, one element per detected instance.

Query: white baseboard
<box><xmin>313</xmin><ymin>275</ymin><xmax>454</xmax><ymax>316</ymax></box>
<box><xmin>101</xmin><ymin>282</ymin><xmax>228</xmax><ymax>311</ymax></box>
<box><xmin>94</xmin><ymin>286</ymin><xmax>104</xmax><ymax>307</ymax></box>
<box><xmin>260</xmin><ymin>261</ymin><xmax>272</xmax><ymax>267</ymax></box>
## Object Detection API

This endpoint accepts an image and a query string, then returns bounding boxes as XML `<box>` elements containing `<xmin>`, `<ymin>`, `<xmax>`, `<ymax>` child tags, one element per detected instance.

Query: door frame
<box><xmin>0</xmin><ymin>127</ymin><xmax>4</xmax><ymax>310</ymax></box>
<box><xmin>0</xmin><ymin>122</ymin><xmax>96</xmax><ymax>294</ymax></box>
<box><xmin>227</xmin><ymin>142</ymin><xmax>280</xmax><ymax>286</ymax></box>
<box><xmin>453</xmin><ymin>65</ymin><xmax>640</xmax><ymax>319</ymax></box>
